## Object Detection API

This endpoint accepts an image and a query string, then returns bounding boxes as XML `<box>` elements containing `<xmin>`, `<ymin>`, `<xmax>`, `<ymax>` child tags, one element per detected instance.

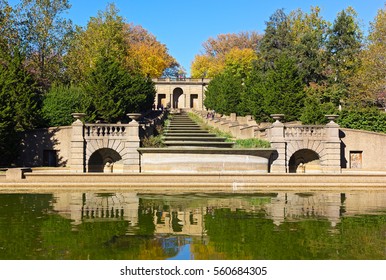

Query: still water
<box><xmin>0</xmin><ymin>191</ymin><xmax>385</xmax><ymax>260</ymax></box>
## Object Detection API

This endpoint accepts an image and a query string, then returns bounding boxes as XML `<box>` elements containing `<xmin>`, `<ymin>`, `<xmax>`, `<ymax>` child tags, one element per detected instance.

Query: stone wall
<box><xmin>192</xmin><ymin>111</ymin><xmax>381</xmax><ymax>173</ymax></box>
<box><xmin>340</xmin><ymin>128</ymin><xmax>386</xmax><ymax>171</ymax></box>
<box><xmin>19</xmin><ymin>126</ymin><xmax>72</xmax><ymax>167</ymax></box>
<box><xmin>138</xmin><ymin>148</ymin><xmax>275</xmax><ymax>174</ymax></box>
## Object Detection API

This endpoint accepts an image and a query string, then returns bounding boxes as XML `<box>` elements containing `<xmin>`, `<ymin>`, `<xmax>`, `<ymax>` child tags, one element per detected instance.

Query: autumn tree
<box><xmin>191</xmin><ymin>31</ymin><xmax>261</xmax><ymax>78</ymax></box>
<box><xmin>348</xmin><ymin>5</ymin><xmax>386</xmax><ymax>107</ymax></box>
<box><xmin>125</xmin><ymin>24</ymin><xmax>177</xmax><ymax>78</ymax></box>
<box><xmin>65</xmin><ymin>3</ymin><xmax>127</xmax><ymax>83</ymax></box>
<box><xmin>16</xmin><ymin>0</ymin><xmax>74</xmax><ymax>89</ymax></box>
<box><xmin>66</xmin><ymin>4</ymin><xmax>176</xmax><ymax>81</ymax></box>
<box><xmin>0</xmin><ymin>1</ymin><xmax>19</xmax><ymax>58</ymax></box>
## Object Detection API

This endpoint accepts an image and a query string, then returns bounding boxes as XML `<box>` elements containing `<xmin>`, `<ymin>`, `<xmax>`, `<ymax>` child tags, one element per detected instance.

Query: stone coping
<box><xmin>137</xmin><ymin>147</ymin><xmax>275</xmax><ymax>157</ymax></box>
<box><xmin>1</xmin><ymin>171</ymin><xmax>386</xmax><ymax>189</ymax></box>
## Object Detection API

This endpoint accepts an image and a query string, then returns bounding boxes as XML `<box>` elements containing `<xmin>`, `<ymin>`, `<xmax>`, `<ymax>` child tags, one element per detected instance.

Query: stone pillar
<box><xmin>269</xmin><ymin>114</ymin><xmax>287</xmax><ymax>173</ymax></box>
<box><xmin>323</xmin><ymin>115</ymin><xmax>341</xmax><ymax>173</ymax></box>
<box><xmin>70</xmin><ymin>113</ymin><xmax>85</xmax><ymax>173</ymax></box>
<box><xmin>123</xmin><ymin>115</ymin><xmax>141</xmax><ymax>172</ymax></box>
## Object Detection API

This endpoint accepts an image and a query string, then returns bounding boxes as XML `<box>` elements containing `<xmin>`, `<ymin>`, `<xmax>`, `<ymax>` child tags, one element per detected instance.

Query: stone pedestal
<box><xmin>123</xmin><ymin>121</ymin><xmax>140</xmax><ymax>172</ymax></box>
<box><xmin>70</xmin><ymin>114</ymin><xmax>85</xmax><ymax>173</ymax></box>
<box><xmin>269</xmin><ymin>115</ymin><xmax>287</xmax><ymax>173</ymax></box>
<box><xmin>6</xmin><ymin>168</ymin><xmax>32</xmax><ymax>180</ymax></box>
<box><xmin>323</xmin><ymin>116</ymin><xmax>341</xmax><ymax>173</ymax></box>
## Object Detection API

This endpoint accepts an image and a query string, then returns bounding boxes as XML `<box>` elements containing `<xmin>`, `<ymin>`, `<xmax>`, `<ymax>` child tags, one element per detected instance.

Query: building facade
<box><xmin>152</xmin><ymin>78</ymin><xmax>210</xmax><ymax>110</ymax></box>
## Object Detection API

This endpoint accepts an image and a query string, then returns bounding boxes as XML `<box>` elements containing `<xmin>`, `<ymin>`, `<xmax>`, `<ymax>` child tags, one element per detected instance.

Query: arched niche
<box><xmin>288</xmin><ymin>149</ymin><xmax>321</xmax><ymax>173</ymax></box>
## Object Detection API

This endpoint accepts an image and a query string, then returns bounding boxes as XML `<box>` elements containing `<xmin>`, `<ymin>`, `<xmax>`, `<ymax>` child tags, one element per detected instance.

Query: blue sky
<box><xmin>8</xmin><ymin>0</ymin><xmax>386</xmax><ymax>76</ymax></box>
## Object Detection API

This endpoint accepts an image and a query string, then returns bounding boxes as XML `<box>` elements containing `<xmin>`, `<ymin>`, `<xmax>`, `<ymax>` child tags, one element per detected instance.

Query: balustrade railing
<box><xmin>284</xmin><ymin>125</ymin><xmax>326</xmax><ymax>139</ymax></box>
<box><xmin>152</xmin><ymin>77</ymin><xmax>211</xmax><ymax>83</ymax></box>
<box><xmin>84</xmin><ymin>124</ymin><xmax>129</xmax><ymax>138</ymax></box>
<box><xmin>82</xmin><ymin>206</ymin><xmax>124</xmax><ymax>219</ymax></box>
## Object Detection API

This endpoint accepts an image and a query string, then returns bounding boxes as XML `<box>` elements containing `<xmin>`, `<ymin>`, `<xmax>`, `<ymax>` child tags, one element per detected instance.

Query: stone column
<box><xmin>323</xmin><ymin>115</ymin><xmax>341</xmax><ymax>173</ymax></box>
<box><xmin>269</xmin><ymin>114</ymin><xmax>287</xmax><ymax>173</ymax></box>
<box><xmin>123</xmin><ymin>114</ymin><xmax>141</xmax><ymax>172</ymax></box>
<box><xmin>70</xmin><ymin>113</ymin><xmax>85</xmax><ymax>173</ymax></box>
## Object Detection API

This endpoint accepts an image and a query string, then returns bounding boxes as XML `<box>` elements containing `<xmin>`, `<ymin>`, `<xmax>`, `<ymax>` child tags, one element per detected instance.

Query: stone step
<box><xmin>167</xmin><ymin>127</ymin><xmax>203</xmax><ymax>131</ymax></box>
<box><xmin>164</xmin><ymin>141</ymin><xmax>234</xmax><ymax>148</ymax></box>
<box><xmin>165</xmin><ymin>130</ymin><xmax>211</xmax><ymax>134</ymax></box>
<box><xmin>169</xmin><ymin>121</ymin><xmax>195</xmax><ymax>124</ymax></box>
<box><xmin>164</xmin><ymin>137</ymin><xmax>228</xmax><ymax>142</ymax></box>
<box><xmin>164</xmin><ymin>133</ymin><xmax>217</xmax><ymax>137</ymax></box>
<box><xmin>171</xmin><ymin>117</ymin><xmax>192</xmax><ymax>119</ymax></box>
<box><xmin>168</xmin><ymin>124</ymin><xmax>201</xmax><ymax>127</ymax></box>
<box><xmin>165</xmin><ymin>113</ymin><xmax>233</xmax><ymax>148</ymax></box>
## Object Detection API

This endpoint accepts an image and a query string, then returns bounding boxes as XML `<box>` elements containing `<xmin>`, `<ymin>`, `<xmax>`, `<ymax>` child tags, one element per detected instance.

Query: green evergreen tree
<box><xmin>259</xmin><ymin>9</ymin><xmax>293</xmax><ymax>69</ymax></box>
<box><xmin>326</xmin><ymin>7</ymin><xmax>363</xmax><ymax>87</ymax></box>
<box><xmin>83</xmin><ymin>55</ymin><xmax>155</xmax><ymax>123</ymax></box>
<box><xmin>41</xmin><ymin>84</ymin><xmax>87</xmax><ymax>127</ymax></box>
<box><xmin>242</xmin><ymin>63</ymin><xmax>267</xmax><ymax>121</ymax></box>
<box><xmin>262</xmin><ymin>54</ymin><xmax>305</xmax><ymax>121</ymax></box>
<box><xmin>0</xmin><ymin>48</ymin><xmax>40</xmax><ymax>166</ymax></box>
<box><xmin>289</xmin><ymin>7</ymin><xmax>329</xmax><ymax>85</ymax></box>
<box><xmin>204</xmin><ymin>69</ymin><xmax>244</xmax><ymax>115</ymax></box>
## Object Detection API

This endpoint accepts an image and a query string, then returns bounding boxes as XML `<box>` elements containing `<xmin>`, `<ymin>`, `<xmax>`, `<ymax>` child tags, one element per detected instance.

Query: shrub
<box><xmin>338</xmin><ymin>107</ymin><xmax>386</xmax><ymax>133</ymax></box>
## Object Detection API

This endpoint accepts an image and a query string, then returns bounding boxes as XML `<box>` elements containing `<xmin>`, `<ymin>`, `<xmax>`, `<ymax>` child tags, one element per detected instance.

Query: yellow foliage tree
<box><xmin>65</xmin><ymin>4</ymin><xmax>177</xmax><ymax>82</ymax></box>
<box><xmin>191</xmin><ymin>32</ymin><xmax>261</xmax><ymax>78</ymax></box>
<box><xmin>348</xmin><ymin>5</ymin><xmax>386</xmax><ymax>106</ymax></box>
<box><xmin>125</xmin><ymin>24</ymin><xmax>176</xmax><ymax>77</ymax></box>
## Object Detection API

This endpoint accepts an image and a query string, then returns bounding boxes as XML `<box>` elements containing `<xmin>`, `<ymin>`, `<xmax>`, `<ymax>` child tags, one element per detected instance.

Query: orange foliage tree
<box><xmin>191</xmin><ymin>32</ymin><xmax>261</xmax><ymax>78</ymax></box>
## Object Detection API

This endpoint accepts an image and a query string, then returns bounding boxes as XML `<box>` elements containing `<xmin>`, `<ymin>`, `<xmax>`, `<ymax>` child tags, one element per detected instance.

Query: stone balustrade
<box><xmin>84</xmin><ymin>124</ymin><xmax>129</xmax><ymax>139</ymax></box>
<box><xmin>284</xmin><ymin>125</ymin><xmax>326</xmax><ymax>139</ymax></box>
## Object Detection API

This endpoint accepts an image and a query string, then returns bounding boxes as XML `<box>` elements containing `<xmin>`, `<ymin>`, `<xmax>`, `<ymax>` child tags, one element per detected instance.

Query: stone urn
<box><xmin>270</xmin><ymin>114</ymin><xmax>285</xmax><ymax>122</ymax></box>
<box><xmin>71</xmin><ymin>113</ymin><xmax>86</xmax><ymax>123</ymax></box>
<box><xmin>325</xmin><ymin>114</ymin><xmax>339</xmax><ymax>123</ymax></box>
<box><xmin>127</xmin><ymin>113</ymin><xmax>142</xmax><ymax>123</ymax></box>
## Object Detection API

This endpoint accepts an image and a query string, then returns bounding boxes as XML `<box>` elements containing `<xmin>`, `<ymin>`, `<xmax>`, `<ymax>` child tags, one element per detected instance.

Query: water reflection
<box><xmin>0</xmin><ymin>191</ymin><xmax>385</xmax><ymax>260</ymax></box>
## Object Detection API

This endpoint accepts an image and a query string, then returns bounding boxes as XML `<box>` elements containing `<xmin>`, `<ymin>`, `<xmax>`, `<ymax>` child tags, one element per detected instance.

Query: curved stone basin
<box><xmin>137</xmin><ymin>147</ymin><xmax>276</xmax><ymax>173</ymax></box>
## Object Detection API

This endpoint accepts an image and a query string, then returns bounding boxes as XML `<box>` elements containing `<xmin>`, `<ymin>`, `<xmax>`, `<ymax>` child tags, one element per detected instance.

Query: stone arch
<box><xmin>172</xmin><ymin>87</ymin><xmax>184</xmax><ymax>108</ymax></box>
<box><xmin>288</xmin><ymin>149</ymin><xmax>321</xmax><ymax>173</ymax></box>
<box><xmin>88</xmin><ymin>148</ymin><xmax>122</xmax><ymax>172</ymax></box>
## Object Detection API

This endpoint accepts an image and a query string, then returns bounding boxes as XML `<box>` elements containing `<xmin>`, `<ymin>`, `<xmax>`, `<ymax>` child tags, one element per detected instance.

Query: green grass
<box><xmin>141</xmin><ymin>135</ymin><xmax>165</xmax><ymax>148</ymax></box>
<box><xmin>233</xmin><ymin>138</ymin><xmax>271</xmax><ymax>148</ymax></box>
<box><xmin>188</xmin><ymin>112</ymin><xmax>271</xmax><ymax>148</ymax></box>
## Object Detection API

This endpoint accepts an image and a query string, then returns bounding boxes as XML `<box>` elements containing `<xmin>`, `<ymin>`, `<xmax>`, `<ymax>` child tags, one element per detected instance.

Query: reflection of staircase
<box><xmin>164</xmin><ymin>112</ymin><xmax>234</xmax><ymax>148</ymax></box>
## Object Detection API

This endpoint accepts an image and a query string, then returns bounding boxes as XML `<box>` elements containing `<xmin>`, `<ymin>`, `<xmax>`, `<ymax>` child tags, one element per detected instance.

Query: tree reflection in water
<box><xmin>0</xmin><ymin>192</ymin><xmax>385</xmax><ymax>260</ymax></box>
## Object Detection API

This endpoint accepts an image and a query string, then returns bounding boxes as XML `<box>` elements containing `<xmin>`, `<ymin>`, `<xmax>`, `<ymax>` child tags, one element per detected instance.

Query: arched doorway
<box><xmin>172</xmin><ymin>88</ymin><xmax>183</xmax><ymax>108</ymax></box>
<box><xmin>88</xmin><ymin>148</ymin><xmax>122</xmax><ymax>173</ymax></box>
<box><xmin>289</xmin><ymin>149</ymin><xmax>321</xmax><ymax>173</ymax></box>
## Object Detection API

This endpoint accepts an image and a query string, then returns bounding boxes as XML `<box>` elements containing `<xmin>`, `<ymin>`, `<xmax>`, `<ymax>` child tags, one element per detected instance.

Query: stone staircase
<box><xmin>164</xmin><ymin>112</ymin><xmax>234</xmax><ymax>148</ymax></box>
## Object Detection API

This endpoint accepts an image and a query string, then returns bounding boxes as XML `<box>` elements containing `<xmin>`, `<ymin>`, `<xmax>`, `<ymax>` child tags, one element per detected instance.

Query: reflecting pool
<box><xmin>0</xmin><ymin>191</ymin><xmax>385</xmax><ymax>260</ymax></box>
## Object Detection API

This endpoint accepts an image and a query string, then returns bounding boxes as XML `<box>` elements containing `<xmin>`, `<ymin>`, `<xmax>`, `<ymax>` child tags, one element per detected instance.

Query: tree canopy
<box><xmin>199</xmin><ymin>5</ymin><xmax>384</xmax><ymax>128</ymax></box>
<box><xmin>191</xmin><ymin>31</ymin><xmax>261</xmax><ymax>78</ymax></box>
